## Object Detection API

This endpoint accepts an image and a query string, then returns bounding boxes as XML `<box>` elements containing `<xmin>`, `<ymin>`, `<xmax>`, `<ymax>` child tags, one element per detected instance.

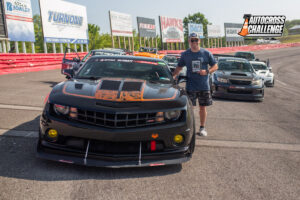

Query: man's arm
<box><xmin>172</xmin><ymin>66</ymin><xmax>183</xmax><ymax>79</ymax></box>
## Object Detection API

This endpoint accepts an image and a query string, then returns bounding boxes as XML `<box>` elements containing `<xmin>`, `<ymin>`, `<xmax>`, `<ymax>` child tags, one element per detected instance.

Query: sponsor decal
<box><xmin>239</xmin><ymin>14</ymin><xmax>286</xmax><ymax>37</ymax></box>
<box><xmin>48</xmin><ymin>11</ymin><xmax>83</xmax><ymax>26</ymax></box>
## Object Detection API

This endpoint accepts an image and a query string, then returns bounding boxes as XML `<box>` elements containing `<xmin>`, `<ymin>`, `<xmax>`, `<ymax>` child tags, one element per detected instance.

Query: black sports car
<box><xmin>38</xmin><ymin>56</ymin><xmax>195</xmax><ymax>168</ymax></box>
<box><xmin>211</xmin><ymin>56</ymin><xmax>264</xmax><ymax>101</ymax></box>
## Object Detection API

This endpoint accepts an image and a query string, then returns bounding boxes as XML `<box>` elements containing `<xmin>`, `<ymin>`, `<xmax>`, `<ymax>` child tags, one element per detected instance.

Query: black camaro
<box><xmin>38</xmin><ymin>56</ymin><xmax>195</xmax><ymax>168</ymax></box>
<box><xmin>211</xmin><ymin>56</ymin><xmax>264</xmax><ymax>101</ymax></box>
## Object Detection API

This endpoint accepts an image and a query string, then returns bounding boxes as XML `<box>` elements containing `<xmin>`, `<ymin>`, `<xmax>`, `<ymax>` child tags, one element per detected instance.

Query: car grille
<box><xmin>228</xmin><ymin>89</ymin><xmax>253</xmax><ymax>94</ymax></box>
<box><xmin>75</xmin><ymin>109</ymin><xmax>163</xmax><ymax>128</ymax></box>
<box><xmin>229</xmin><ymin>79</ymin><xmax>252</xmax><ymax>85</ymax></box>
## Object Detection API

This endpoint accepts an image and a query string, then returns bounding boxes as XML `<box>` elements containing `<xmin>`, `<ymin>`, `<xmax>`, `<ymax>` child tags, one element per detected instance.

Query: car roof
<box><xmin>91</xmin><ymin>49</ymin><xmax>123</xmax><ymax>53</ymax></box>
<box><xmin>218</xmin><ymin>57</ymin><xmax>249</xmax><ymax>62</ymax></box>
<box><xmin>235</xmin><ymin>51</ymin><xmax>254</xmax><ymax>54</ymax></box>
<box><xmin>249</xmin><ymin>61</ymin><xmax>266</xmax><ymax>65</ymax></box>
<box><xmin>89</xmin><ymin>55</ymin><xmax>164</xmax><ymax>62</ymax></box>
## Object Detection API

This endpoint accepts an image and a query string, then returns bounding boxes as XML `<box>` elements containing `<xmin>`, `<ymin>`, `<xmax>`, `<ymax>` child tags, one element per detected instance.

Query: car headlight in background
<box><xmin>165</xmin><ymin>110</ymin><xmax>181</xmax><ymax>121</ymax></box>
<box><xmin>217</xmin><ymin>77</ymin><xmax>228</xmax><ymax>83</ymax></box>
<box><xmin>252</xmin><ymin>79</ymin><xmax>262</xmax><ymax>85</ymax></box>
<box><xmin>54</xmin><ymin>104</ymin><xmax>70</xmax><ymax>115</ymax></box>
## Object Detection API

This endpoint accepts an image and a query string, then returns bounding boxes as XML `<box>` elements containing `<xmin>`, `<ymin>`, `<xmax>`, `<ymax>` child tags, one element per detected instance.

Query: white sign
<box><xmin>160</xmin><ymin>16</ymin><xmax>184</xmax><ymax>43</ymax></box>
<box><xmin>225</xmin><ymin>28</ymin><xmax>242</xmax><ymax>38</ymax></box>
<box><xmin>4</xmin><ymin>0</ymin><xmax>35</xmax><ymax>41</ymax></box>
<box><xmin>39</xmin><ymin>0</ymin><xmax>89</xmax><ymax>44</ymax></box>
<box><xmin>109</xmin><ymin>11</ymin><xmax>133</xmax><ymax>37</ymax></box>
<box><xmin>207</xmin><ymin>25</ymin><xmax>221</xmax><ymax>38</ymax></box>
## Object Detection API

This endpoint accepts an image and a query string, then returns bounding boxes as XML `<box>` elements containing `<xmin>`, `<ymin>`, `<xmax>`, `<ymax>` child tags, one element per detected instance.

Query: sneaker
<box><xmin>198</xmin><ymin>127</ymin><xmax>208</xmax><ymax>136</ymax></box>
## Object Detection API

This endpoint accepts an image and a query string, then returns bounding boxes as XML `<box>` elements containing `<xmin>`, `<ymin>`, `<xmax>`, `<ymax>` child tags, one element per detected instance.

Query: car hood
<box><xmin>215</xmin><ymin>70</ymin><xmax>257</xmax><ymax>80</ymax></box>
<box><xmin>49</xmin><ymin>78</ymin><xmax>186</xmax><ymax>111</ymax></box>
<box><xmin>255</xmin><ymin>70</ymin><xmax>269</xmax><ymax>78</ymax></box>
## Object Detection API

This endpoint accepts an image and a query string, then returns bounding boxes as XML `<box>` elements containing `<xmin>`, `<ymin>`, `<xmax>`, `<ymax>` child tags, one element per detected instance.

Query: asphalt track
<box><xmin>0</xmin><ymin>47</ymin><xmax>299</xmax><ymax>200</ymax></box>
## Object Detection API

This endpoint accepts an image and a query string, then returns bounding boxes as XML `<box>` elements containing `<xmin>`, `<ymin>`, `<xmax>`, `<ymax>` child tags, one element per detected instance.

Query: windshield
<box><xmin>235</xmin><ymin>52</ymin><xmax>255</xmax><ymax>60</ymax></box>
<box><xmin>251</xmin><ymin>63</ymin><xmax>268</xmax><ymax>70</ymax></box>
<box><xmin>82</xmin><ymin>51</ymin><xmax>123</xmax><ymax>62</ymax></box>
<box><xmin>76</xmin><ymin>58</ymin><xmax>172</xmax><ymax>83</ymax></box>
<box><xmin>163</xmin><ymin>56</ymin><xmax>178</xmax><ymax>63</ymax></box>
<box><xmin>218</xmin><ymin>60</ymin><xmax>254</xmax><ymax>72</ymax></box>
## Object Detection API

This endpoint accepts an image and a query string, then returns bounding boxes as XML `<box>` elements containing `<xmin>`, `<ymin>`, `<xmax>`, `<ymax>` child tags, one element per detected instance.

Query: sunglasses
<box><xmin>190</xmin><ymin>39</ymin><xmax>199</xmax><ymax>43</ymax></box>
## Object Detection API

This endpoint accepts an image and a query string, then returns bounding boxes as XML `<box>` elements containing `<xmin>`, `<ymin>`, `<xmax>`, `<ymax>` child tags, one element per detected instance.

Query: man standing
<box><xmin>173</xmin><ymin>33</ymin><xmax>218</xmax><ymax>136</ymax></box>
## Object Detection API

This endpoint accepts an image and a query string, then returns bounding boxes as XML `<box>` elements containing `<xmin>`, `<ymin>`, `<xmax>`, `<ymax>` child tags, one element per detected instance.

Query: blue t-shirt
<box><xmin>178</xmin><ymin>48</ymin><xmax>217</xmax><ymax>91</ymax></box>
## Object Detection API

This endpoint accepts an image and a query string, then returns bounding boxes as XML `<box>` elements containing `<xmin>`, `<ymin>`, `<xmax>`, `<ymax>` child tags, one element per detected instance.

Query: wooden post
<box><xmin>67</xmin><ymin>43</ymin><xmax>70</xmax><ymax>53</ymax></box>
<box><xmin>151</xmin><ymin>38</ymin><xmax>154</xmax><ymax>48</ymax></box>
<box><xmin>22</xmin><ymin>42</ymin><xmax>26</xmax><ymax>53</ymax></box>
<box><xmin>60</xmin><ymin>43</ymin><xmax>63</xmax><ymax>53</ymax></box>
<box><xmin>143</xmin><ymin>37</ymin><xmax>146</xmax><ymax>47</ymax></box>
<box><xmin>7</xmin><ymin>41</ymin><xmax>11</xmax><ymax>52</ymax></box>
<box><xmin>31</xmin><ymin>42</ymin><xmax>35</xmax><ymax>53</ymax></box>
<box><xmin>117</xmin><ymin>36</ymin><xmax>120</xmax><ymax>48</ymax></box>
<box><xmin>15</xmin><ymin>41</ymin><xmax>19</xmax><ymax>53</ymax></box>
<box><xmin>109</xmin><ymin>11</ymin><xmax>114</xmax><ymax>48</ymax></box>
<box><xmin>132</xmin><ymin>37</ymin><xmax>134</xmax><ymax>51</ymax></box>
<box><xmin>2</xmin><ymin>40</ymin><xmax>7</xmax><ymax>53</ymax></box>
<box><xmin>123</xmin><ymin>37</ymin><xmax>126</xmax><ymax>49</ymax></box>
<box><xmin>80</xmin><ymin>44</ymin><xmax>83</xmax><ymax>52</ymax></box>
<box><xmin>86</xmin><ymin>44</ymin><xmax>89</xmax><ymax>52</ymax></box>
<box><xmin>128</xmin><ymin>37</ymin><xmax>131</xmax><ymax>51</ymax></box>
<box><xmin>52</xmin><ymin>43</ymin><xmax>56</xmax><ymax>53</ymax></box>
<box><xmin>207</xmin><ymin>38</ymin><xmax>210</xmax><ymax>48</ymax></box>
<box><xmin>44</xmin><ymin>42</ymin><xmax>47</xmax><ymax>53</ymax></box>
<box><xmin>155</xmin><ymin>38</ymin><xmax>157</xmax><ymax>49</ymax></box>
<box><xmin>139</xmin><ymin>37</ymin><xmax>141</xmax><ymax>47</ymax></box>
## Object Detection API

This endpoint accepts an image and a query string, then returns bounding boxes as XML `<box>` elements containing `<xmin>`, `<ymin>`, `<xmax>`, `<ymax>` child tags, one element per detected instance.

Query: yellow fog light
<box><xmin>48</xmin><ymin>129</ymin><xmax>58</xmax><ymax>138</ymax></box>
<box><xmin>174</xmin><ymin>134</ymin><xmax>183</xmax><ymax>144</ymax></box>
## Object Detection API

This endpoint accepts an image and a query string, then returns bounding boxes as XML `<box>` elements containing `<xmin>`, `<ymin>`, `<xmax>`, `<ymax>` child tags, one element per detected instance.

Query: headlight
<box><xmin>217</xmin><ymin>77</ymin><xmax>228</xmax><ymax>83</ymax></box>
<box><xmin>252</xmin><ymin>79</ymin><xmax>262</xmax><ymax>85</ymax></box>
<box><xmin>54</xmin><ymin>104</ymin><xmax>70</xmax><ymax>115</ymax></box>
<box><xmin>165</xmin><ymin>110</ymin><xmax>181</xmax><ymax>121</ymax></box>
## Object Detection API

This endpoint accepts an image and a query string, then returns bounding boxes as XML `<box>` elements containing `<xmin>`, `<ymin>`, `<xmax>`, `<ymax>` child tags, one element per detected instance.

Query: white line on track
<box><xmin>276</xmin><ymin>79</ymin><xmax>287</xmax><ymax>86</ymax></box>
<box><xmin>0</xmin><ymin>104</ymin><xmax>43</xmax><ymax>111</ymax></box>
<box><xmin>1</xmin><ymin>128</ymin><xmax>299</xmax><ymax>152</ymax></box>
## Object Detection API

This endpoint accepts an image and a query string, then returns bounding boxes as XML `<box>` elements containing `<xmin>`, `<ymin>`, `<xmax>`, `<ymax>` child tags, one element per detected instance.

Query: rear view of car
<box><xmin>212</xmin><ymin>57</ymin><xmax>264</xmax><ymax>101</ymax></box>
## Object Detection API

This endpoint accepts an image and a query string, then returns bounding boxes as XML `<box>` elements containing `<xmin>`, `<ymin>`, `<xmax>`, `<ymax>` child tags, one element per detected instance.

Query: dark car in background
<box><xmin>38</xmin><ymin>55</ymin><xmax>195</xmax><ymax>168</ymax></box>
<box><xmin>61</xmin><ymin>48</ymin><xmax>126</xmax><ymax>74</ymax></box>
<box><xmin>212</xmin><ymin>56</ymin><xmax>264</xmax><ymax>101</ymax></box>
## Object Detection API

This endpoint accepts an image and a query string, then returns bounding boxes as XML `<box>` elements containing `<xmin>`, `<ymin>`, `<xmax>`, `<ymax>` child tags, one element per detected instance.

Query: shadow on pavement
<box><xmin>39</xmin><ymin>81</ymin><xmax>61</xmax><ymax>88</ymax></box>
<box><xmin>0</xmin><ymin>117</ymin><xmax>182</xmax><ymax>181</ymax></box>
<box><xmin>212</xmin><ymin>97</ymin><xmax>261</xmax><ymax>103</ymax></box>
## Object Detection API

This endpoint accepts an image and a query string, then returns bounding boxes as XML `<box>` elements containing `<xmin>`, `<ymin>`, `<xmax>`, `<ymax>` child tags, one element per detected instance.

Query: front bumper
<box><xmin>212</xmin><ymin>83</ymin><xmax>264</xmax><ymax>101</ymax></box>
<box><xmin>37</xmin><ymin>111</ymin><xmax>193</xmax><ymax>167</ymax></box>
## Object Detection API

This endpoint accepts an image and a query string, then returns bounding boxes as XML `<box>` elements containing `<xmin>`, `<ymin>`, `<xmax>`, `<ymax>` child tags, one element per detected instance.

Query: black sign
<box><xmin>0</xmin><ymin>0</ymin><xmax>8</xmax><ymax>39</ymax></box>
<box><xmin>137</xmin><ymin>17</ymin><xmax>156</xmax><ymax>38</ymax></box>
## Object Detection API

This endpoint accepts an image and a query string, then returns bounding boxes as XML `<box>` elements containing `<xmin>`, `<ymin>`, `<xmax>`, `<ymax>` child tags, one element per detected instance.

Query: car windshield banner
<box><xmin>39</xmin><ymin>0</ymin><xmax>89</xmax><ymax>44</ymax></box>
<box><xmin>137</xmin><ymin>17</ymin><xmax>156</xmax><ymax>38</ymax></box>
<box><xmin>159</xmin><ymin>16</ymin><xmax>184</xmax><ymax>43</ymax></box>
<box><xmin>207</xmin><ymin>25</ymin><xmax>221</xmax><ymax>38</ymax></box>
<box><xmin>224</xmin><ymin>23</ymin><xmax>244</xmax><ymax>42</ymax></box>
<box><xmin>109</xmin><ymin>10</ymin><xmax>133</xmax><ymax>37</ymax></box>
<box><xmin>188</xmin><ymin>23</ymin><xmax>204</xmax><ymax>38</ymax></box>
<box><xmin>4</xmin><ymin>0</ymin><xmax>35</xmax><ymax>42</ymax></box>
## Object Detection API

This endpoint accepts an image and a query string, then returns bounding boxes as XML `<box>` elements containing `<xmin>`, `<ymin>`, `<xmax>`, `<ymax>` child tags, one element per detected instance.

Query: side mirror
<box><xmin>268</xmin><ymin>67</ymin><xmax>272</xmax><ymax>72</ymax></box>
<box><xmin>255</xmin><ymin>58</ymin><xmax>259</xmax><ymax>61</ymax></box>
<box><xmin>73</xmin><ymin>57</ymin><xmax>81</xmax><ymax>62</ymax></box>
<box><xmin>63</xmin><ymin>69</ymin><xmax>74</xmax><ymax>79</ymax></box>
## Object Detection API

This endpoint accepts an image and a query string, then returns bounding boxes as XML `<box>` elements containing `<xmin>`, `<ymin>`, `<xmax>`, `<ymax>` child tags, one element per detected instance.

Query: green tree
<box><xmin>183</xmin><ymin>12</ymin><xmax>210</xmax><ymax>48</ymax></box>
<box><xmin>88</xmin><ymin>24</ymin><xmax>101</xmax><ymax>50</ymax></box>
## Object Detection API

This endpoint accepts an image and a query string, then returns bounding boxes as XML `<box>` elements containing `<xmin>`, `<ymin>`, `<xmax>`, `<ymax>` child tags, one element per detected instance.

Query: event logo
<box><xmin>239</xmin><ymin>14</ymin><xmax>286</xmax><ymax>37</ymax></box>
<box><xmin>48</xmin><ymin>11</ymin><xmax>83</xmax><ymax>26</ymax></box>
<box><xmin>6</xmin><ymin>1</ymin><xmax>31</xmax><ymax>13</ymax></box>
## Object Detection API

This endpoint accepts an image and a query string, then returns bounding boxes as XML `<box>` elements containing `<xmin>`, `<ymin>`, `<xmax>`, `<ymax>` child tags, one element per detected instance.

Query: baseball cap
<box><xmin>188</xmin><ymin>32</ymin><xmax>199</xmax><ymax>39</ymax></box>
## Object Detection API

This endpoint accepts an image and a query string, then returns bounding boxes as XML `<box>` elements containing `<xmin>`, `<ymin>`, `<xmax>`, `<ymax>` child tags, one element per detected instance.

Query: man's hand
<box><xmin>198</xmin><ymin>70</ymin><xmax>207</xmax><ymax>75</ymax></box>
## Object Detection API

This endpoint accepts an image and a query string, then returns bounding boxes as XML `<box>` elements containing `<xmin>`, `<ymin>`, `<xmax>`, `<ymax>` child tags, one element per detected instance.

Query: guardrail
<box><xmin>1</xmin><ymin>42</ymin><xmax>300</xmax><ymax>75</ymax></box>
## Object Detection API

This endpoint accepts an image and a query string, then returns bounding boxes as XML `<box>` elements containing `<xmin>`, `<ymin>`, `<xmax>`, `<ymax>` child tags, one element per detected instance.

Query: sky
<box><xmin>31</xmin><ymin>0</ymin><xmax>300</xmax><ymax>35</ymax></box>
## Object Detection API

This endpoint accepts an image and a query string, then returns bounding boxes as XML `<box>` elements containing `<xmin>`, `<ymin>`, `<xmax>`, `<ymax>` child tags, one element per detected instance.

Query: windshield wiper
<box><xmin>76</xmin><ymin>76</ymin><xmax>101</xmax><ymax>80</ymax></box>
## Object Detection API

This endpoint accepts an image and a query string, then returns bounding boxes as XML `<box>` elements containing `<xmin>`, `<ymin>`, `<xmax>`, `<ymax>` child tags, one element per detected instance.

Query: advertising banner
<box><xmin>4</xmin><ymin>0</ymin><xmax>34</xmax><ymax>41</ymax></box>
<box><xmin>224</xmin><ymin>23</ymin><xmax>244</xmax><ymax>42</ymax></box>
<box><xmin>207</xmin><ymin>25</ymin><xmax>221</xmax><ymax>38</ymax></box>
<box><xmin>188</xmin><ymin>23</ymin><xmax>204</xmax><ymax>38</ymax></box>
<box><xmin>137</xmin><ymin>17</ymin><xmax>156</xmax><ymax>38</ymax></box>
<box><xmin>109</xmin><ymin>10</ymin><xmax>133</xmax><ymax>37</ymax></box>
<box><xmin>159</xmin><ymin>16</ymin><xmax>184</xmax><ymax>43</ymax></box>
<box><xmin>39</xmin><ymin>0</ymin><xmax>88</xmax><ymax>44</ymax></box>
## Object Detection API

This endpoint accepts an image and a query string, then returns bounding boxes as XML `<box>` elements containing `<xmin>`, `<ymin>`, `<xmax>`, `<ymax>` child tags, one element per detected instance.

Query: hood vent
<box><xmin>122</xmin><ymin>81</ymin><xmax>143</xmax><ymax>91</ymax></box>
<box><xmin>100</xmin><ymin>80</ymin><xmax>121</xmax><ymax>90</ymax></box>
<box><xmin>231</xmin><ymin>73</ymin><xmax>247</xmax><ymax>76</ymax></box>
<box><xmin>75</xmin><ymin>83</ymin><xmax>83</xmax><ymax>89</ymax></box>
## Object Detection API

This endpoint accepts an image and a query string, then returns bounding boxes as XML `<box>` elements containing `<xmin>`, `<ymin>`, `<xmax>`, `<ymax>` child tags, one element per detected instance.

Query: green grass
<box><xmin>278</xmin><ymin>34</ymin><xmax>300</xmax><ymax>43</ymax></box>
